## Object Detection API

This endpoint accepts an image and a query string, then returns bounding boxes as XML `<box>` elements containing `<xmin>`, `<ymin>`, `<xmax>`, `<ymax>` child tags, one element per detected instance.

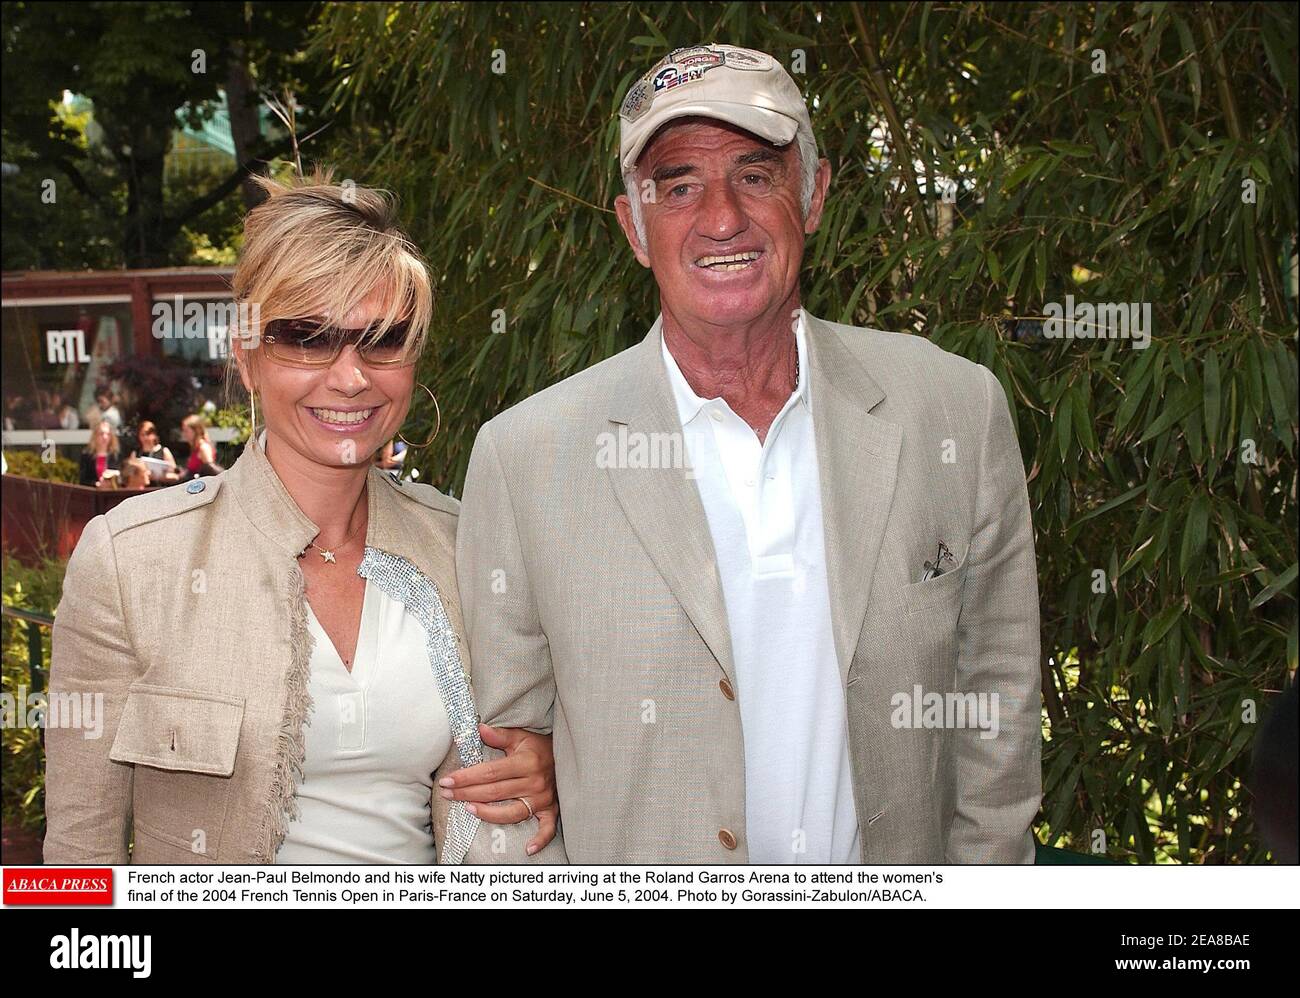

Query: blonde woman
<box><xmin>45</xmin><ymin>171</ymin><xmax>561</xmax><ymax>864</ymax></box>
<box><xmin>78</xmin><ymin>419</ymin><xmax>120</xmax><ymax>485</ymax></box>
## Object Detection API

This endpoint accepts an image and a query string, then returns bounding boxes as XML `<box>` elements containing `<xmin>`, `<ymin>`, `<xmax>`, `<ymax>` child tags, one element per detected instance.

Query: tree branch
<box><xmin>161</xmin><ymin>129</ymin><xmax>308</xmax><ymax>234</ymax></box>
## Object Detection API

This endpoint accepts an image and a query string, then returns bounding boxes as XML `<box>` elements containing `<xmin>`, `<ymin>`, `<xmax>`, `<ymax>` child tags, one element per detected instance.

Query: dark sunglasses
<box><xmin>260</xmin><ymin>317</ymin><xmax>418</xmax><ymax>368</ymax></box>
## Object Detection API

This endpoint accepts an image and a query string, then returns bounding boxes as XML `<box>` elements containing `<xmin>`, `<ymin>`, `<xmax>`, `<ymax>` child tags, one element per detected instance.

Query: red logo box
<box><xmin>3</xmin><ymin>868</ymin><xmax>113</xmax><ymax>905</ymax></box>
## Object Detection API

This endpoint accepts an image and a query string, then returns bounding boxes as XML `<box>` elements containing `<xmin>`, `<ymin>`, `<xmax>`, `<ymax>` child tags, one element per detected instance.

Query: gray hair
<box><xmin>623</xmin><ymin>127</ymin><xmax>820</xmax><ymax>250</ymax></box>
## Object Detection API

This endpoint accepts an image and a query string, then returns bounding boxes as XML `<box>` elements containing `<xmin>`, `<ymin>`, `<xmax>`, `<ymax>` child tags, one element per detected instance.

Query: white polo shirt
<box><xmin>661</xmin><ymin>312</ymin><xmax>861</xmax><ymax>863</ymax></box>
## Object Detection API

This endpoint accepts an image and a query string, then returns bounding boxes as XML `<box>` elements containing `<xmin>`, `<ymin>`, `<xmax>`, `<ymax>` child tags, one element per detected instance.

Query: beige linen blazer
<box><xmin>44</xmin><ymin>431</ymin><xmax>563</xmax><ymax>865</ymax></box>
<box><xmin>457</xmin><ymin>314</ymin><xmax>1042</xmax><ymax>864</ymax></box>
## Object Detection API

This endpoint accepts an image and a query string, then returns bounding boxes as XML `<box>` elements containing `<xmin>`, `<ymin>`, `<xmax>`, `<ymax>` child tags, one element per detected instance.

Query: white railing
<box><xmin>2</xmin><ymin>427</ymin><xmax>242</xmax><ymax>446</ymax></box>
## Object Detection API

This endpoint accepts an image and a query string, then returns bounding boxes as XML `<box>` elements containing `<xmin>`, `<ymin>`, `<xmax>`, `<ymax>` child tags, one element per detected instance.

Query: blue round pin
<box><xmin>186</xmin><ymin>480</ymin><xmax>205</xmax><ymax>494</ymax></box>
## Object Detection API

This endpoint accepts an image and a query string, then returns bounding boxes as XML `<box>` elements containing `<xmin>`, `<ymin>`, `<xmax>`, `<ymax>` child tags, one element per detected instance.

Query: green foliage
<box><xmin>210</xmin><ymin>403</ymin><xmax>251</xmax><ymax>467</ymax></box>
<box><xmin>1</xmin><ymin>449</ymin><xmax>78</xmax><ymax>482</ymax></box>
<box><xmin>312</xmin><ymin>2</ymin><xmax>1298</xmax><ymax>863</ymax></box>
<box><xmin>0</xmin><ymin>0</ymin><xmax>321</xmax><ymax>267</ymax></box>
<box><xmin>0</xmin><ymin>108</ymin><xmax>124</xmax><ymax>270</ymax></box>
<box><xmin>1</xmin><ymin>555</ymin><xmax>65</xmax><ymax>832</ymax></box>
<box><xmin>210</xmin><ymin>404</ymin><xmax>251</xmax><ymax>444</ymax></box>
<box><xmin>165</xmin><ymin>159</ymin><xmax>245</xmax><ymax>267</ymax></box>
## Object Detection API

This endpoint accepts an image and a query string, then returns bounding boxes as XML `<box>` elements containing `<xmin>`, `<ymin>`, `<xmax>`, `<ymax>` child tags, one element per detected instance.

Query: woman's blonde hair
<box><xmin>227</xmin><ymin>167</ymin><xmax>433</xmax><ymax>396</ymax></box>
<box><xmin>93</xmin><ymin>419</ymin><xmax>121</xmax><ymax>457</ymax></box>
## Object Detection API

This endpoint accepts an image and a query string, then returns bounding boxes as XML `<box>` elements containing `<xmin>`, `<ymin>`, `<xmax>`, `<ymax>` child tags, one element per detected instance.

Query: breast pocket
<box><xmin>900</xmin><ymin>555</ymin><xmax>968</xmax><ymax>617</ymax></box>
<box><xmin>898</xmin><ymin>554</ymin><xmax>968</xmax><ymax>691</ymax></box>
<box><xmin>109</xmin><ymin>684</ymin><xmax>245</xmax><ymax>861</ymax></box>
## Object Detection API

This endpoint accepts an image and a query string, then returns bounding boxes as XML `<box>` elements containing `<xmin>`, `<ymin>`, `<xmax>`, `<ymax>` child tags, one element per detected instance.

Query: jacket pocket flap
<box><xmin>109</xmin><ymin>684</ymin><xmax>245</xmax><ymax>776</ymax></box>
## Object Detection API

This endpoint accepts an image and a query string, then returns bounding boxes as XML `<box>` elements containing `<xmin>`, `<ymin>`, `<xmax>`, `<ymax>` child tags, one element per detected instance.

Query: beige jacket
<box><xmin>458</xmin><ymin>313</ymin><xmax>1042</xmax><ymax>864</ymax></box>
<box><xmin>44</xmin><ymin>430</ymin><xmax>563</xmax><ymax>865</ymax></box>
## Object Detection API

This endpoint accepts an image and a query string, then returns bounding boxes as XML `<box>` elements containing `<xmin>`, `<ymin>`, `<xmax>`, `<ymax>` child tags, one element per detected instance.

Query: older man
<box><xmin>457</xmin><ymin>44</ymin><xmax>1041</xmax><ymax>863</ymax></box>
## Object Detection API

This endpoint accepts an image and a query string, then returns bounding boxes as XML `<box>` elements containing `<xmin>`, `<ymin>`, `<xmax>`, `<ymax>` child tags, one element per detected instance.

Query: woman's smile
<box><xmin>305</xmin><ymin>402</ymin><xmax>385</xmax><ymax>431</ymax></box>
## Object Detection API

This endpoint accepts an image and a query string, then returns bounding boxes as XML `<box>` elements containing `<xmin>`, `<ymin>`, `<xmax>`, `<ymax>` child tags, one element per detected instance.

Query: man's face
<box><xmin>616</xmin><ymin>118</ymin><xmax>829</xmax><ymax>331</ymax></box>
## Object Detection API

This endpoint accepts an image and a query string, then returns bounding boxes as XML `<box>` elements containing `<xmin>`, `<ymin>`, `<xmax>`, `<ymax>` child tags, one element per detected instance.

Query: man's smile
<box><xmin>690</xmin><ymin>249</ymin><xmax>769</xmax><ymax>286</ymax></box>
<box><xmin>694</xmin><ymin>249</ymin><xmax>764</xmax><ymax>271</ymax></box>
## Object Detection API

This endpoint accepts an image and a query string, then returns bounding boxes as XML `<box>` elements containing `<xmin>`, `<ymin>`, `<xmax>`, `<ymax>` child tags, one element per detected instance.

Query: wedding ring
<box><xmin>517</xmin><ymin>796</ymin><xmax>535</xmax><ymax>819</ymax></box>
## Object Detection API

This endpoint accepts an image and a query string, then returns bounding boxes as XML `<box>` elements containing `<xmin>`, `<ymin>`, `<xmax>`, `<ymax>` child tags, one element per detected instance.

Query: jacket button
<box><xmin>718</xmin><ymin>828</ymin><xmax>738</xmax><ymax>850</ymax></box>
<box><xmin>719</xmin><ymin>678</ymin><xmax>735</xmax><ymax>701</ymax></box>
<box><xmin>186</xmin><ymin>480</ymin><xmax>205</xmax><ymax>494</ymax></box>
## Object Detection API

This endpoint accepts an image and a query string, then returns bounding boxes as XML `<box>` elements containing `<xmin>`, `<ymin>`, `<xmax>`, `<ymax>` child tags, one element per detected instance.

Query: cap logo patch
<box><xmin>652</xmin><ymin>62</ymin><xmax>710</xmax><ymax>93</ymax></box>
<box><xmin>719</xmin><ymin>48</ymin><xmax>772</xmax><ymax>70</ymax></box>
<box><xmin>620</xmin><ymin>45</ymin><xmax>730</xmax><ymax>122</ymax></box>
<box><xmin>620</xmin><ymin>80</ymin><xmax>651</xmax><ymax>122</ymax></box>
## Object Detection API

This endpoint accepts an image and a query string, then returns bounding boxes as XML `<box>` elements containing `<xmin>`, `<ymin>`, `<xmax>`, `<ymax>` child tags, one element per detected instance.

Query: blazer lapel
<box><xmin>804</xmin><ymin>314</ymin><xmax>902</xmax><ymax>686</ymax></box>
<box><xmin>605</xmin><ymin>320</ymin><xmax>737</xmax><ymax>684</ymax></box>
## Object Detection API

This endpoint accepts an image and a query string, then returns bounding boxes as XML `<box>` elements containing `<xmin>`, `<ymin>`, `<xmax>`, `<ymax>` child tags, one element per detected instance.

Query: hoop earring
<box><xmin>398</xmin><ymin>383</ymin><xmax>441</xmax><ymax>449</ymax></box>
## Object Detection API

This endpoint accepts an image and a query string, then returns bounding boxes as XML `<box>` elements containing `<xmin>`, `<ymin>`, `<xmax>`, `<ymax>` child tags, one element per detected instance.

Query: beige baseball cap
<box><xmin>618</xmin><ymin>44</ymin><xmax>813</xmax><ymax>172</ymax></box>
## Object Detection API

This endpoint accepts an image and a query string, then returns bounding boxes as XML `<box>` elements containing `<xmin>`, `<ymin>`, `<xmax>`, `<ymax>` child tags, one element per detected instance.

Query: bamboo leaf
<box><xmin>1250</xmin><ymin>562</ymin><xmax>1298</xmax><ymax>609</ymax></box>
<box><xmin>1143</xmin><ymin>604</ymin><xmax>1186</xmax><ymax>652</ymax></box>
<box><xmin>1203</xmin><ymin>349</ymin><xmax>1221</xmax><ymax>453</ymax></box>
<box><xmin>1056</xmin><ymin>389</ymin><xmax>1074</xmax><ymax>462</ymax></box>
<box><xmin>1179</xmin><ymin>493</ymin><xmax>1210</xmax><ymax>579</ymax></box>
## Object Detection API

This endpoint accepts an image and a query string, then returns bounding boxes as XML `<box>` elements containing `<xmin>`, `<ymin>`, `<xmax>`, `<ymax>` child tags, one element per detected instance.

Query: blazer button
<box><xmin>718</xmin><ymin>828</ymin><xmax>738</xmax><ymax>850</ymax></box>
<box><xmin>718</xmin><ymin>678</ymin><xmax>735</xmax><ymax>701</ymax></box>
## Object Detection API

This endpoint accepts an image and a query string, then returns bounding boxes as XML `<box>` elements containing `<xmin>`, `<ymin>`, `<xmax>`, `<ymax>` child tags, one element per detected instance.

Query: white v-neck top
<box><xmin>275</xmin><ymin>577</ymin><xmax>453</xmax><ymax>864</ymax></box>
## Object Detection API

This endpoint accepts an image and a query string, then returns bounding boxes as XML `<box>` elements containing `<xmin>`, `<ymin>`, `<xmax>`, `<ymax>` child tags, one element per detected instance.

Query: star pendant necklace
<box><xmin>305</xmin><ymin>495</ymin><xmax>367</xmax><ymax>565</ymax></box>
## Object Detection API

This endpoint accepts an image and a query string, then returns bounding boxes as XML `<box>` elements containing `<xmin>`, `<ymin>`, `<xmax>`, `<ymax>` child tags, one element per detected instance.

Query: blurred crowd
<box><xmin>75</xmin><ymin>411</ymin><xmax>221</xmax><ymax>489</ymax></box>
<box><xmin>3</xmin><ymin>385</ymin><xmax>410</xmax><ymax>489</ymax></box>
<box><xmin>4</xmin><ymin>386</ymin><xmax>123</xmax><ymax>433</ymax></box>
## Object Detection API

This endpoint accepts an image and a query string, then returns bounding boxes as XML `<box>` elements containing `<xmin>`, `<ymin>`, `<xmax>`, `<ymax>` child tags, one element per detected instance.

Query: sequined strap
<box><xmin>357</xmin><ymin>547</ymin><xmax>482</xmax><ymax>864</ymax></box>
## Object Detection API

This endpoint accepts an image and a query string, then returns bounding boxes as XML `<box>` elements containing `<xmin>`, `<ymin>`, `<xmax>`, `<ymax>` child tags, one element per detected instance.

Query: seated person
<box><xmin>119</xmin><ymin>457</ymin><xmax>152</xmax><ymax>490</ymax></box>
<box><xmin>128</xmin><ymin>420</ymin><xmax>178</xmax><ymax>482</ymax></box>
<box><xmin>77</xmin><ymin>420</ymin><xmax>120</xmax><ymax>486</ymax></box>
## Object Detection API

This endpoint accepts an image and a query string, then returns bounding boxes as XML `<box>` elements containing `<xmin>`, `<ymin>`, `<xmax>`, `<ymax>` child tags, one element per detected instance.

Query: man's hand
<box><xmin>438</xmin><ymin>724</ymin><xmax>558</xmax><ymax>855</ymax></box>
